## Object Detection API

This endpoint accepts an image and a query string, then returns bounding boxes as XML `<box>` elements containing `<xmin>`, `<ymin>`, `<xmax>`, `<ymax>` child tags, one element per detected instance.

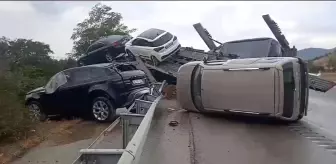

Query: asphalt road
<box><xmin>306</xmin><ymin>88</ymin><xmax>336</xmax><ymax>138</ymax></box>
<box><xmin>11</xmin><ymin>88</ymin><xmax>336</xmax><ymax>164</ymax></box>
<box><xmin>140</xmin><ymin>96</ymin><xmax>336</xmax><ymax>164</ymax></box>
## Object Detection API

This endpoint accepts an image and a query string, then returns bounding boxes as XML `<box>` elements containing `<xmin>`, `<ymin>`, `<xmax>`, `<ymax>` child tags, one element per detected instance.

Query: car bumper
<box><xmin>159</xmin><ymin>44</ymin><xmax>181</xmax><ymax>61</ymax></box>
<box><xmin>123</xmin><ymin>87</ymin><xmax>150</xmax><ymax>108</ymax></box>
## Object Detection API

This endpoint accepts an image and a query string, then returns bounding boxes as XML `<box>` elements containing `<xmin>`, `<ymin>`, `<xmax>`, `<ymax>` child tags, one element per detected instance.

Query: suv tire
<box><xmin>27</xmin><ymin>101</ymin><xmax>47</xmax><ymax>122</ymax></box>
<box><xmin>151</xmin><ymin>56</ymin><xmax>160</xmax><ymax>66</ymax></box>
<box><xmin>91</xmin><ymin>96</ymin><xmax>116</xmax><ymax>122</ymax></box>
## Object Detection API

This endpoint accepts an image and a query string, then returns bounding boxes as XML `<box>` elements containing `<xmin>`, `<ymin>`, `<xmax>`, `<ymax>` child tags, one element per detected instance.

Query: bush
<box><xmin>0</xmin><ymin>75</ymin><xmax>36</xmax><ymax>142</ymax></box>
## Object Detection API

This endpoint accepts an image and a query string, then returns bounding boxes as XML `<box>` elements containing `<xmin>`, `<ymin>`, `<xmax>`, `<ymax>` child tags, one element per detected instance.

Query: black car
<box><xmin>77</xmin><ymin>35</ymin><xmax>133</xmax><ymax>66</ymax></box>
<box><xmin>25</xmin><ymin>63</ymin><xmax>149</xmax><ymax>122</ymax></box>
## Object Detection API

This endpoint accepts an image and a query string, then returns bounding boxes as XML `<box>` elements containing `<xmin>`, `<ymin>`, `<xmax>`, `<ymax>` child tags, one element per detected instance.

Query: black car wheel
<box><xmin>151</xmin><ymin>56</ymin><xmax>160</xmax><ymax>66</ymax></box>
<box><xmin>176</xmin><ymin>49</ymin><xmax>181</xmax><ymax>54</ymax></box>
<box><xmin>91</xmin><ymin>96</ymin><xmax>116</xmax><ymax>122</ymax></box>
<box><xmin>27</xmin><ymin>101</ymin><xmax>47</xmax><ymax>122</ymax></box>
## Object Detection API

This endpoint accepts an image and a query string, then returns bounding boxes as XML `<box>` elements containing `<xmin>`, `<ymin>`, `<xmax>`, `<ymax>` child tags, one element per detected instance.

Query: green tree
<box><xmin>69</xmin><ymin>3</ymin><xmax>136</xmax><ymax>58</ymax></box>
<box><xmin>327</xmin><ymin>53</ymin><xmax>336</xmax><ymax>71</ymax></box>
<box><xmin>308</xmin><ymin>61</ymin><xmax>324</xmax><ymax>73</ymax></box>
<box><xmin>0</xmin><ymin>38</ymin><xmax>54</xmax><ymax>70</ymax></box>
<box><xmin>0</xmin><ymin>36</ymin><xmax>79</xmax><ymax>142</ymax></box>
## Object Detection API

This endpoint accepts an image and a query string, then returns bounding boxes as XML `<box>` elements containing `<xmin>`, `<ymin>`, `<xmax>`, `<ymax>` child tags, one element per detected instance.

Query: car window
<box><xmin>103</xmin><ymin>35</ymin><xmax>124</xmax><ymax>44</ymax></box>
<box><xmin>45</xmin><ymin>72</ymin><xmax>67</xmax><ymax>94</ymax></box>
<box><xmin>152</xmin><ymin>32</ymin><xmax>173</xmax><ymax>47</ymax></box>
<box><xmin>132</xmin><ymin>38</ymin><xmax>152</xmax><ymax>47</ymax></box>
<box><xmin>132</xmin><ymin>39</ymin><xmax>141</xmax><ymax>46</ymax></box>
<box><xmin>70</xmin><ymin>68</ymin><xmax>91</xmax><ymax>83</ymax></box>
<box><xmin>87</xmin><ymin>42</ymin><xmax>105</xmax><ymax>53</ymax></box>
<box><xmin>138</xmin><ymin>28</ymin><xmax>165</xmax><ymax>40</ymax></box>
<box><xmin>268</xmin><ymin>41</ymin><xmax>281</xmax><ymax>57</ymax></box>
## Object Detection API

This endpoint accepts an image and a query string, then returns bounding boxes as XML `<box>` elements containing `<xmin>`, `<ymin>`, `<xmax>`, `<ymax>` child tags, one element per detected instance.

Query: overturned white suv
<box><xmin>177</xmin><ymin>57</ymin><xmax>310</xmax><ymax>122</ymax></box>
<box><xmin>125</xmin><ymin>28</ymin><xmax>181</xmax><ymax>66</ymax></box>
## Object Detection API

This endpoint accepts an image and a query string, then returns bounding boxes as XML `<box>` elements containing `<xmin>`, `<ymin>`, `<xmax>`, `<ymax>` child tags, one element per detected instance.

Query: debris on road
<box><xmin>169</xmin><ymin>121</ymin><xmax>179</xmax><ymax>127</ymax></box>
<box><xmin>168</xmin><ymin>108</ymin><xmax>177</xmax><ymax>111</ymax></box>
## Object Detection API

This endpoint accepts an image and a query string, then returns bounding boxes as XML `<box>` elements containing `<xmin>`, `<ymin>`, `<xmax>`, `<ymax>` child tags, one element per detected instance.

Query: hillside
<box><xmin>297</xmin><ymin>48</ymin><xmax>333</xmax><ymax>60</ymax></box>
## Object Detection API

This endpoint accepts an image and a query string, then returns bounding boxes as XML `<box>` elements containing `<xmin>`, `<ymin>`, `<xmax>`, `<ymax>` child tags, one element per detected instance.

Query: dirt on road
<box><xmin>0</xmin><ymin>119</ymin><xmax>109</xmax><ymax>164</ymax></box>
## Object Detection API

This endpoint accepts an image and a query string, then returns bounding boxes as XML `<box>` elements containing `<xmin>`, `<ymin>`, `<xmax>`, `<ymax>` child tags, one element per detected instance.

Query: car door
<box><xmin>41</xmin><ymin>72</ymin><xmax>69</xmax><ymax>115</ymax></box>
<box><xmin>86</xmin><ymin>42</ymin><xmax>107</xmax><ymax>64</ymax></box>
<box><xmin>60</xmin><ymin>68</ymin><xmax>94</xmax><ymax>114</ymax></box>
<box><xmin>129</xmin><ymin>38</ymin><xmax>152</xmax><ymax>59</ymax></box>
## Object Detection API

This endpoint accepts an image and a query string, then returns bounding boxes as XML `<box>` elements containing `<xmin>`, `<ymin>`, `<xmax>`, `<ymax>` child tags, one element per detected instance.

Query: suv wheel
<box><xmin>151</xmin><ymin>56</ymin><xmax>160</xmax><ymax>66</ymax></box>
<box><xmin>92</xmin><ymin>96</ymin><xmax>116</xmax><ymax>122</ymax></box>
<box><xmin>27</xmin><ymin>101</ymin><xmax>47</xmax><ymax>122</ymax></box>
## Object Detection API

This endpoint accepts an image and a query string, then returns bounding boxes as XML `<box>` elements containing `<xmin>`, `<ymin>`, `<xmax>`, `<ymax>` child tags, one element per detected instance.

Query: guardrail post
<box><xmin>121</xmin><ymin>114</ymin><xmax>145</xmax><ymax>149</ymax></box>
<box><xmin>122</xmin><ymin>117</ymin><xmax>130</xmax><ymax>149</ymax></box>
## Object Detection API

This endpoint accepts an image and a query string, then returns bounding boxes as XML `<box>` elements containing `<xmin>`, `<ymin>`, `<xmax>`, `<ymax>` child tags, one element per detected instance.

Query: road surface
<box><xmin>306</xmin><ymin>88</ymin><xmax>336</xmax><ymax>138</ymax></box>
<box><xmin>11</xmin><ymin>89</ymin><xmax>336</xmax><ymax>164</ymax></box>
<box><xmin>139</xmin><ymin>98</ymin><xmax>336</xmax><ymax>164</ymax></box>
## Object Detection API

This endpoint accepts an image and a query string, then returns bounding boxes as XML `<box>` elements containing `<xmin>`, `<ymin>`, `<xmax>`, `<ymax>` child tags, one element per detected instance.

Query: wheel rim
<box><xmin>28</xmin><ymin>103</ymin><xmax>41</xmax><ymax>121</ymax></box>
<box><xmin>92</xmin><ymin>100</ymin><xmax>109</xmax><ymax>121</ymax></box>
<box><xmin>106</xmin><ymin>54</ymin><xmax>113</xmax><ymax>62</ymax></box>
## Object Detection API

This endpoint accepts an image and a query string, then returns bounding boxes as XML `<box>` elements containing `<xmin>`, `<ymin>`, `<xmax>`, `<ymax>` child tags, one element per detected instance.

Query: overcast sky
<box><xmin>0</xmin><ymin>1</ymin><xmax>335</xmax><ymax>59</ymax></box>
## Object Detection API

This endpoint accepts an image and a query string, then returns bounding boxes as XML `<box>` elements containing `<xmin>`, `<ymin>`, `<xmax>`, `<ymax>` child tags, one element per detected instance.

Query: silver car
<box><xmin>176</xmin><ymin>57</ymin><xmax>309</xmax><ymax>122</ymax></box>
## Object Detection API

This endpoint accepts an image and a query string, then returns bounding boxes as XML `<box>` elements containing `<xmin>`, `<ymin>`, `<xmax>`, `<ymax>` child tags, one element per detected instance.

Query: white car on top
<box><xmin>125</xmin><ymin>28</ymin><xmax>181</xmax><ymax>66</ymax></box>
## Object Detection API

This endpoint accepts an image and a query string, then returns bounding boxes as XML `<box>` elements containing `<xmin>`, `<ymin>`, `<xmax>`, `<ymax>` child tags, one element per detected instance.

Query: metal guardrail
<box><xmin>73</xmin><ymin>81</ymin><xmax>166</xmax><ymax>164</ymax></box>
<box><xmin>117</xmin><ymin>82</ymin><xmax>165</xmax><ymax>164</ymax></box>
<box><xmin>117</xmin><ymin>95</ymin><xmax>162</xmax><ymax>164</ymax></box>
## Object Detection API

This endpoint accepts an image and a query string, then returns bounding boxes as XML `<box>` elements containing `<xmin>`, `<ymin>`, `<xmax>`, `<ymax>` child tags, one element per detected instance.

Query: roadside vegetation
<box><xmin>0</xmin><ymin>2</ymin><xmax>135</xmax><ymax>153</ymax></box>
<box><xmin>308</xmin><ymin>49</ymin><xmax>336</xmax><ymax>73</ymax></box>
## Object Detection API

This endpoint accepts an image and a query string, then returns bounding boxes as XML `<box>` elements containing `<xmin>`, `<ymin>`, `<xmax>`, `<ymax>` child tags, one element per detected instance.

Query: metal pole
<box><xmin>193</xmin><ymin>23</ymin><xmax>217</xmax><ymax>51</ymax></box>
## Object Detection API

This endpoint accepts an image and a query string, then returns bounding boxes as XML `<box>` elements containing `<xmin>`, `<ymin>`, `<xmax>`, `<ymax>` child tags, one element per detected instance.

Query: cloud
<box><xmin>0</xmin><ymin>1</ymin><xmax>335</xmax><ymax>59</ymax></box>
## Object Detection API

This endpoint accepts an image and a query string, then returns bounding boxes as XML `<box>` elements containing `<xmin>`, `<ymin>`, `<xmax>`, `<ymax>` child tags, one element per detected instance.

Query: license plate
<box><xmin>132</xmin><ymin>79</ymin><xmax>144</xmax><ymax>85</ymax></box>
<box><xmin>165</xmin><ymin>42</ymin><xmax>173</xmax><ymax>49</ymax></box>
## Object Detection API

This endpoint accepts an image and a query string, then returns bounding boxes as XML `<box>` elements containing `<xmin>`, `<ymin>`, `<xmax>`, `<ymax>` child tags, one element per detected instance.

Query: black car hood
<box><xmin>27</xmin><ymin>87</ymin><xmax>45</xmax><ymax>95</ymax></box>
<box><xmin>119</xmin><ymin>70</ymin><xmax>146</xmax><ymax>79</ymax></box>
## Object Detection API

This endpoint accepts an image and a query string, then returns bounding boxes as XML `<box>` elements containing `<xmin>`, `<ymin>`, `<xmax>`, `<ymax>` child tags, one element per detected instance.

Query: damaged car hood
<box><xmin>27</xmin><ymin>87</ymin><xmax>45</xmax><ymax>95</ymax></box>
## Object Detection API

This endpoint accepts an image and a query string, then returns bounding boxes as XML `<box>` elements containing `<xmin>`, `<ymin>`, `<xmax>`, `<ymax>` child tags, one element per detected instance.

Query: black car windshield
<box><xmin>45</xmin><ymin>72</ymin><xmax>67</xmax><ymax>94</ymax></box>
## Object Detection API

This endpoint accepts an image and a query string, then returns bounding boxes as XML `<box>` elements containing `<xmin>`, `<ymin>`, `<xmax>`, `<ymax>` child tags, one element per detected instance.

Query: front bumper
<box><xmin>160</xmin><ymin>44</ymin><xmax>181</xmax><ymax>61</ymax></box>
<box><xmin>123</xmin><ymin>87</ymin><xmax>150</xmax><ymax>108</ymax></box>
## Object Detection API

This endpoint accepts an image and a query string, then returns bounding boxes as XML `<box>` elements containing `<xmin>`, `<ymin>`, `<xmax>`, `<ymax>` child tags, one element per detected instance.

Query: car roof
<box><xmin>137</xmin><ymin>28</ymin><xmax>166</xmax><ymax>40</ymax></box>
<box><xmin>93</xmin><ymin>35</ymin><xmax>126</xmax><ymax>45</ymax></box>
<box><xmin>64</xmin><ymin>63</ymin><xmax>113</xmax><ymax>72</ymax></box>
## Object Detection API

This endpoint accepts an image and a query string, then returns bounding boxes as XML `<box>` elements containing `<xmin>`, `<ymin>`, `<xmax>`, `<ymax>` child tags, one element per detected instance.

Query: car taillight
<box><xmin>112</xmin><ymin>42</ymin><xmax>120</xmax><ymax>47</ymax></box>
<box><xmin>173</xmin><ymin>36</ymin><xmax>177</xmax><ymax>41</ymax></box>
<box><xmin>154</xmin><ymin>47</ymin><xmax>164</xmax><ymax>52</ymax></box>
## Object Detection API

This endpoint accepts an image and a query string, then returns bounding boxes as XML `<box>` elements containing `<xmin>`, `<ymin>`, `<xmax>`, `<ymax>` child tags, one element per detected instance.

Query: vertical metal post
<box><xmin>122</xmin><ymin>118</ymin><xmax>130</xmax><ymax>149</ymax></box>
<box><xmin>193</xmin><ymin>23</ymin><xmax>217</xmax><ymax>51</ymax></box>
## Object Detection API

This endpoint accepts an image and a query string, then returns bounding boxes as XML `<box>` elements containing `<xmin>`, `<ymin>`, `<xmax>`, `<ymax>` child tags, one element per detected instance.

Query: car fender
<box><xmin>88</xmin><ymin>83</ymin><xmax>118</xmax><ymax>103</ymax></box>
<box><xmin>151</xmin><ymin>52</ymin><xmax>162</xmax><ymax>61</ymax></box>
<box><xmin>25</xmin><ymin>93</ymin><xmax>42</xmax><ymax>105</ymax></box>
